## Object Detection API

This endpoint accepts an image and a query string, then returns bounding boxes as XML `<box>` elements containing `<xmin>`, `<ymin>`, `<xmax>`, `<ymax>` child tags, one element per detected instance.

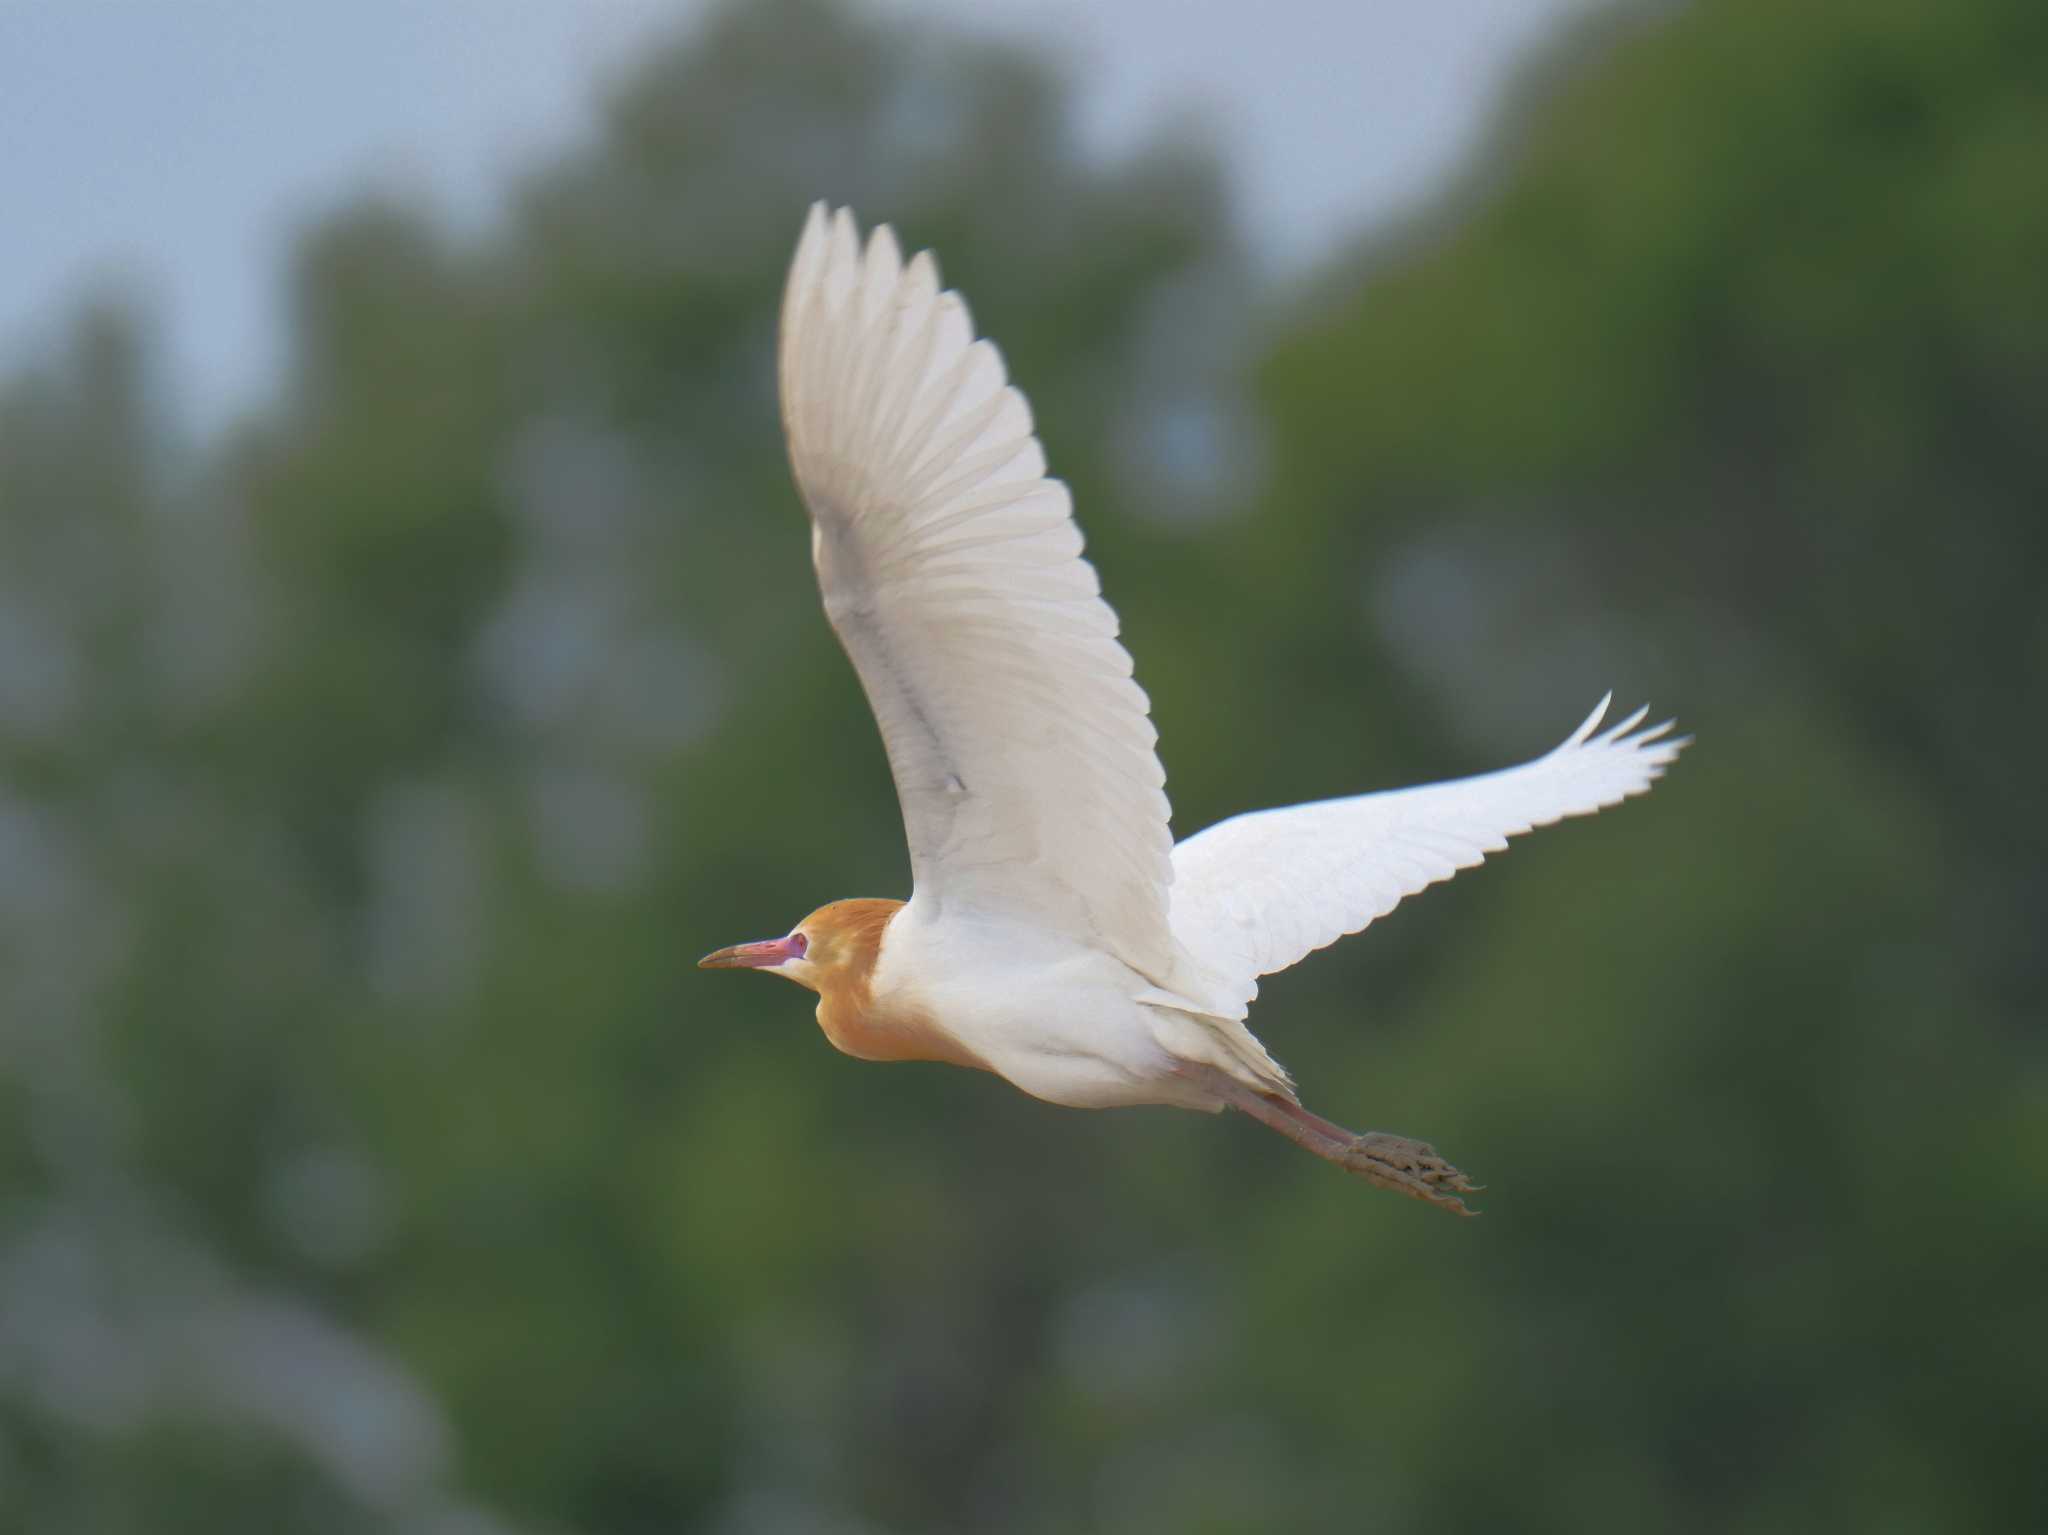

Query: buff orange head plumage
<box><xmin>699</xmin><ymin>897</ymin><xmax>900</xmax><ymax>994</ymax></box>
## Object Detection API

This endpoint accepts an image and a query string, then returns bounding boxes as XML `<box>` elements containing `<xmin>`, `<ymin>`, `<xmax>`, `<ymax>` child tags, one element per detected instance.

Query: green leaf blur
<box><xmin>0</xmin><ymin>1</ymin><xmax>2039</xmax><ymax>1530</ymax></box>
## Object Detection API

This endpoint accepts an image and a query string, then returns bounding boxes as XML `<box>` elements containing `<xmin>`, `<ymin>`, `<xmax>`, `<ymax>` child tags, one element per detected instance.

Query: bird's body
<box><xmin>871</xmin><ymin>903</ymin><xmax>1275</xmax><ymax>1111</ymax></box>
<box><xmin>702</xmin><ymin>205</ymin><xmax>1687</xmax><ymax>1213</ymax></box>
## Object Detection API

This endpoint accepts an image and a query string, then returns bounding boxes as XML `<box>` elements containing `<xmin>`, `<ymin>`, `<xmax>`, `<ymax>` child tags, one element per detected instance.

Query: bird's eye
<box><xmin>788</xmin><ymin>932</ymin><xmax>809</xmax><ymax>958</ymax></box>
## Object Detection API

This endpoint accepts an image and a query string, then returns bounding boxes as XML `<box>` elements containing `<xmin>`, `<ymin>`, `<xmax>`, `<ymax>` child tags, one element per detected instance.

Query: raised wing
<box><xmin>1168</xmin><ymin>696</ymin><xmax>1686</xmax><ymax>1018</ymax></box>
<box><xmin>779</xmin><ymin>204</ymin><xmax>1177</xmax><ymax>981</ymax></box>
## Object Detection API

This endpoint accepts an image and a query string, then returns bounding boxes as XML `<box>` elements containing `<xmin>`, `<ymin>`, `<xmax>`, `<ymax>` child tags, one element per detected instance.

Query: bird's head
<box><xmin>697</xmin><ymin>897</ymin><xmax>902</xmax><ymax>998</ymax></box>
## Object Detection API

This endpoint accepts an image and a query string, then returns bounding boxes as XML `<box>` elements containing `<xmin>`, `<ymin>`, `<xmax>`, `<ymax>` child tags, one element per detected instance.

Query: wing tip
<box><xmin>1564</xmin><ymin>694</ymin><xmax>1691</xmax><ymax>757</ymax></box>
<box><xmin>794</xmin><ymin>202</ymin><xmax>907</xmax><ymax>279</ymax></box>
<box><xmin>1565</xmin><ymin>691</ymin><xmax>1614</xmax><ymax>748</ymax></box>
<box><xmin>1546</xmin><ymin>696</ymin><xmax>1691</xmax><ymax>810</ymax></box>
<box><xmin>866</xmin><ymin>220</ymin><xmax>902</xmax><ymax>273</ymax></box>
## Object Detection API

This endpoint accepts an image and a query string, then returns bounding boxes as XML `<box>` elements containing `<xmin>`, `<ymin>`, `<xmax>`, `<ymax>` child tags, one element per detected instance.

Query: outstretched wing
<box><xmin>779</xmin><ymin>204</ymin><xmax>1177</xmax><ymax>981</ymax></box>
<box><xmin>1168</xmin><ymin>697</ymin><xmax>1686</xmax><ymax>1018</ymax></box>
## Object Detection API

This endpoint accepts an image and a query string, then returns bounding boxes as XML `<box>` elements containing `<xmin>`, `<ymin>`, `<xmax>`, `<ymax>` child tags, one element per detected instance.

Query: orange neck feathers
<box><xmin>797</xmin><ymin>898</ymin><xmax>988</xmax><ymax>1072</ymax></box>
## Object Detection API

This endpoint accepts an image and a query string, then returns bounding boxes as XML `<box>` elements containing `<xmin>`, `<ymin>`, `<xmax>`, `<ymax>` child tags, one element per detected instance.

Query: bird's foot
<box><xmin>1167</xmin><ymin>1061</ymin><xmax>1482</xmax><ymax>1216</ymax></box>
<box><xmin>1336</xmin><ymin>1132</ymin><xmax>1482</xmax><ymax>1217</ymax></box>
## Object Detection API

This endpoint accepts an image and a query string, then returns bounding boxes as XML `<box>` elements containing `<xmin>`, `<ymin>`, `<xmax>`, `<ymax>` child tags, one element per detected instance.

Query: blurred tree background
<box><xmin>0</xmin><ymin>0</ymin><xmax>2040</xmax><ymax>1530</ymax></box>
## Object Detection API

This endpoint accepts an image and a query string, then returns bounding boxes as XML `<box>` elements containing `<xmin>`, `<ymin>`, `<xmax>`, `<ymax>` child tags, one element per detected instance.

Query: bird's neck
<box><xmin>810</xmin><ymin>900</ymin><xmax>988</xmax><ymax>1072</ymax></box>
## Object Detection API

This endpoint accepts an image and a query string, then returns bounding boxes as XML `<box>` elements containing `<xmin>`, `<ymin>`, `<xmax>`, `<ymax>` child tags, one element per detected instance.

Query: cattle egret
<box><xmin>701</xmin><ymin>205</ymin><xmax>1687</xmax><ymax>1214</ymax></box>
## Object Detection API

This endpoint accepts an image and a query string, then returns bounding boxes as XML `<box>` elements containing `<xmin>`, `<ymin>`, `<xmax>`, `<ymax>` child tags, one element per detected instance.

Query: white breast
<box><xmin>872</xmin><ymin>902</ymin><xmax>1216</xmax><ymax>1109</ymax></box>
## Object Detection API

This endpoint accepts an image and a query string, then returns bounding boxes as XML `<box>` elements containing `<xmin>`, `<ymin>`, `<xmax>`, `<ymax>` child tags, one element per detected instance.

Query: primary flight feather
<box><xmin>701</xmin><ymin>204</ymin><xmax>1687</xmax><ymax>1213</ymax></box>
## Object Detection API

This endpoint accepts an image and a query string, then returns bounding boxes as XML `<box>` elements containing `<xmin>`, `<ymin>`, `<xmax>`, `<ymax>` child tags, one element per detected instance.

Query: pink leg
<box><xmin>1175</xmin><ymin>1063</ymin><xmax>1481</xmax><ymax>1216</ymax></box>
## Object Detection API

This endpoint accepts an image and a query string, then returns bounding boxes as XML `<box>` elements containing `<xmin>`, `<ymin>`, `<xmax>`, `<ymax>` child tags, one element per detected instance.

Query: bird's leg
<box><xmin>1173</xmin><ymin>1063</ymin><xmax>1481</xmax><ymax>1216</ymax></box>
<box><xmin>1272</xmin><ymin>1102</ymin><xmax>1482</xmax><ymax>1216</ymax></box>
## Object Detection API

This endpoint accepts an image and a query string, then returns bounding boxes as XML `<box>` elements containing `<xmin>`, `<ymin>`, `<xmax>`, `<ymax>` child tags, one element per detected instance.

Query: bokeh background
<box><xmin>1</xmin><ymin>0</ymin><xmax>2042</xmax><ymax>1530</ymax></box>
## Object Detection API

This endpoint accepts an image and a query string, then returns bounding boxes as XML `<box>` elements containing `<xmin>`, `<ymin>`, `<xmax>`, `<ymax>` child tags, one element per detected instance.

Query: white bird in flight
<box><xmin>701</xmin><ymin>205</ymin><xmax>1686</xmax><ymax>1214</ymax></box>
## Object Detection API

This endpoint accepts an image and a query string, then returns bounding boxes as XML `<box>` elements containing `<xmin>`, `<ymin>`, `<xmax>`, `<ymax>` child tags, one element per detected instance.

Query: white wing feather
<box><xmin>1168</xmin><ymin>696</ymin><xmax>1687</xmax><ymax>1018</ymax></box>
<box><xmin>779</xmin><ymin>204</ymin><xmax>1177</xmax><ymax>981</ymax></box>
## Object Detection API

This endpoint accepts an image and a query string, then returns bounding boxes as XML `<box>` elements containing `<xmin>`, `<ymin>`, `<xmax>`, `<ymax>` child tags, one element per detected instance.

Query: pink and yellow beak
<box><xmin>697</xmin><ymin>933</ymin><xmax>807</xmax><ymax>971</ymax></box>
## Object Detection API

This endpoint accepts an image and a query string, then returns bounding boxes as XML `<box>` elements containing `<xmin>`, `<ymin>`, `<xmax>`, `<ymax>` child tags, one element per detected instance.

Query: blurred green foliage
<box><xmin>0</xmin><ymin>0</ymin><xmax>2040</xmax><ymax>1530</ymax></box>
